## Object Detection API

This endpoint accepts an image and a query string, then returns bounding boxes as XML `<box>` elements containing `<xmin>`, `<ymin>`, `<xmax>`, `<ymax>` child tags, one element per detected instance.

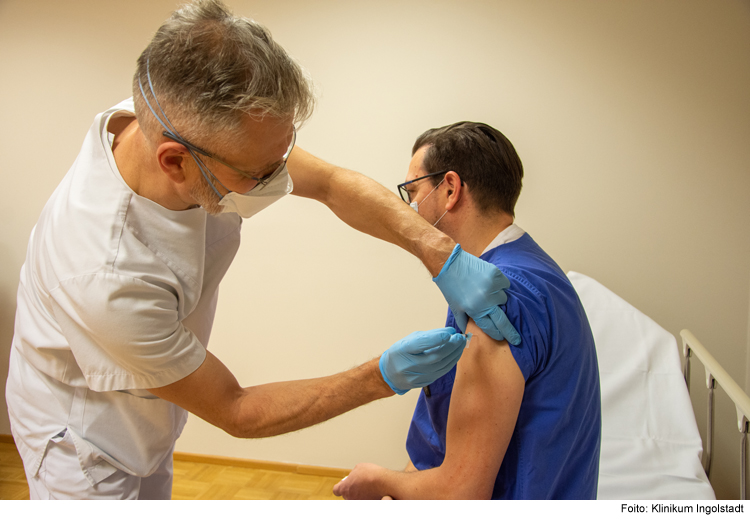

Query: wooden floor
<box><xmin>0</xmin><ymin>441</ymin><xmax>343</xmax><ymax>500</ymax></box>
<box><xmin>171</xmin><ymin>457</ymin><xmax>343</xmax><ymax>500</ymax></box>
<box><xmin>0</xmin><ymin>442</ymin><xmax>29</xmax><ymax>500</ymax></box>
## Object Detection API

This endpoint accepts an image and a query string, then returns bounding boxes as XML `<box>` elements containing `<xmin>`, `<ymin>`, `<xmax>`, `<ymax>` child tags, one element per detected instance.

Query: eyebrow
<box><xmin>231</xmin><ymin>128</ymin><xmax>296</xmax><ymax>178</ymax></box>
<box><xmin>207</xmin><ymin>149</ymin><xmax>278</xmax><ymax>179</ymax></box>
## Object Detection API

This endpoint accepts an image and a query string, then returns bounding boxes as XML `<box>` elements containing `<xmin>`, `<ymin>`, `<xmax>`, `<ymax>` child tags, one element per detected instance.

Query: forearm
<box><xmin>343</xmin><ymin>462</ymin><xmax>490</xmax><ymax>500</ymax></box>
<box><xmin>152</xmin><ymin>328</ymin><xmax>464</xmax><ymax>440</ymax></box>
<box><xmin>230</xmin><ymin>358</ymin><xmax>393</xmax><ymax>438</ymax></box>
<box><xmin>287</xmin><ymin>148</ymin><xmax>455</xmax><ymax>276</ymax></box>
<box><xmin>150</xmin><ymin>352</ymin><xmax>394</xmax><ymax>439</ymax></box>
<box><xmin>325</xmin><ymin>171</ymin><xmax>453</xmax><ymax>277</ymax></box>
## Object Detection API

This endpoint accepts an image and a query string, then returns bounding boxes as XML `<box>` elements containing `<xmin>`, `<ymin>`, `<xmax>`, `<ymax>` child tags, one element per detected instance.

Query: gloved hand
<box><xmin>379</xmin><ymin>327</ymin><xmax>468</xmax><ymax>395</ymax></box>
<box><xmin>433</xmin><ymin>244</ymin><xmax>521</xmax><ymax>345</ymax></box>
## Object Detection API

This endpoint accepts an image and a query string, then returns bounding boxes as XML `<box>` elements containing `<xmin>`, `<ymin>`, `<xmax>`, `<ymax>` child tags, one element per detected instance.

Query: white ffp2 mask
<box><xmin>218</xmin><ymin>166</ymin><xmax>293</xmax><ymax>218</ymax></box>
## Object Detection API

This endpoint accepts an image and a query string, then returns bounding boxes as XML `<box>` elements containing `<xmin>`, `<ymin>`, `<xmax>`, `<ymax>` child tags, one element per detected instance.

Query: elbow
<box><xmin>222</xmin><ymin>414</ymin><xmax>268</xmax><ymax>439</ymax></box>
<box><xmin>215</xmin><ymin>398</ymin><xmax>268</xmax><ymax>439</ymax></box>
<box><xmin>222</xmin><ymin>406</ymin><xmax>287</xmax><ymax>440</ymax></box>
<box><xmin>223</xmin><ymin>420</ymin><xmax>266</xmax><ymax>440</ymax></box>
<box><xmin>431</xmin><ymin>467</ymin><xmax>494</xmax><ymax>500</ymax></box>
<box><xmin>224</xmin><ymin>422</ymin><xmax>251</xmax><ymax>439</ymax></box>
<box><xmin>214</xmin><ymin>413</ymin><xmax>249</xmax><ymax>439</ymax></box>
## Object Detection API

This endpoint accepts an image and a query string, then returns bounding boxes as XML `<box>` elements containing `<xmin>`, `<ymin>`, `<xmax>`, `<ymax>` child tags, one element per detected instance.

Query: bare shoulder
<box><xmin>460</xmin><ymin>320</ymin><xmax>523</xmax><ymax>385</ymax></box>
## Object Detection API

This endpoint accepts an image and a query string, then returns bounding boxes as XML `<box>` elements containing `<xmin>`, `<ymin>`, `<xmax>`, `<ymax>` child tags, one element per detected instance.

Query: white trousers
<box><xmin>24</xmin><ymin>431</ymin><xmax>174</xmax><ymax>500</ymax></box>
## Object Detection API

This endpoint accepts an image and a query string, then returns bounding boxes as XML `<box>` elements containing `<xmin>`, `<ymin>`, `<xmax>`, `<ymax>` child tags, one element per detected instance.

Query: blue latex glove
<box><xmin>433</xmin><ymin>244</ymin><xmax>521</xmax><ymax>345</ymax></box>
<box><xmin>379</xmin><ymin>327</ymin><xmax>468</xmax><ymax>395</ymax></box>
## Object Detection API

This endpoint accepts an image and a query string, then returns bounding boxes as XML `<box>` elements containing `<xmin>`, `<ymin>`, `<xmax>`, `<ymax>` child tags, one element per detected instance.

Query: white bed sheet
<box><xmin>567</xmin><ymin>271</ymin><xmax>715</xmax><ymax>500</ymax></box>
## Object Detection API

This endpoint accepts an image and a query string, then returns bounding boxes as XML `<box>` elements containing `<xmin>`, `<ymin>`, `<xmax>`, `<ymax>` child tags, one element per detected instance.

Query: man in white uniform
<box><xmin>6</xmin><ymin>1</ymin><xmax>520</xmax><ymax>499</ymax></box>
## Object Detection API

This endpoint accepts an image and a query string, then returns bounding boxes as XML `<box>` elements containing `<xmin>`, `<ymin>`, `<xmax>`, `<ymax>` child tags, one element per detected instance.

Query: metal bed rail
<box><xmin>681</xmin><ymin>329</ymin><xmax>750</xmax><ymax>500</ymax></box>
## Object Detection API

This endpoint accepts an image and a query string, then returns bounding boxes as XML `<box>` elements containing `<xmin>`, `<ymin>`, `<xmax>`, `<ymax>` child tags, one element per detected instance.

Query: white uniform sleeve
<box><xmin>48</xmin><ymin>272</ymin><xmax>207</xmax><ymax>392</ymax></box>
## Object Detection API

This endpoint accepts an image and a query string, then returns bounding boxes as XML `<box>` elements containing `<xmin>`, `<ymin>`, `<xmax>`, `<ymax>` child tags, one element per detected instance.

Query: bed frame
<box><xmin>569</xmin><ymin>271</ymin><xmax>737</xmax><ymax>500</ymax></box>
<box><xmin>681</xmin><ymin>329</ymin><xmax>750</xmax><ymax>500</ymax></box>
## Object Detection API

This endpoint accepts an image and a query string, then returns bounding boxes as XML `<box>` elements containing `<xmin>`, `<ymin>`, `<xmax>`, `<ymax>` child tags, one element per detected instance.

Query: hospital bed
<box><xmin>567</xmin><ymin>272</ymin><xmax>750</xmax><ymax>500</ymax></box>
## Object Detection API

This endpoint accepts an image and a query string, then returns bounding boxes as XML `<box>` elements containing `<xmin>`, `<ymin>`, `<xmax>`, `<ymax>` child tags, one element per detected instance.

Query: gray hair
<box><xmin>133</xmin><ymin>0</ymin><xmax>314</xmax><ymax>148</ymax></box>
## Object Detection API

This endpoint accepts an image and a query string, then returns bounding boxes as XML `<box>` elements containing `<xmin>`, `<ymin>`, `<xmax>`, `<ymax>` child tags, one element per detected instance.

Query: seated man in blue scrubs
<box><xmin>334</xmin><ymin>122</ymin><xmax>601</xmax><ymax>499</ymax></box>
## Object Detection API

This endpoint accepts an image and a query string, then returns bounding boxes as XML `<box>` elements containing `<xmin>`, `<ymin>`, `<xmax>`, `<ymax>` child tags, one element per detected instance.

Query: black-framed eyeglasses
<box><xmin>397</xmin><ymin>170</ymin><xmax>451</xmax><ymax>204</ymax></box>
<box><xmin>163</xmin><ymin>127</ymin><xmax>296</xmax><ymax>195</ymax></box>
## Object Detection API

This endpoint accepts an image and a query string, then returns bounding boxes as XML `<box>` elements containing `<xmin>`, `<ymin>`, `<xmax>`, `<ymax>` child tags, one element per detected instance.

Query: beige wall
<box><xmin>1</xmin><ymin>0</ymin><xmax>748</xmax><ymax>498</ymax></box>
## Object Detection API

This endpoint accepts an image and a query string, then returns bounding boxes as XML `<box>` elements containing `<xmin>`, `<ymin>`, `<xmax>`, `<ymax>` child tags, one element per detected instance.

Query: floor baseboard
<box><xmin>173</xmin><ymin>451</ymin><xmax>350</xmax><ymax>478</ymax></box>
<box><xmin>1</xmin><ymin>433</ymin><xmax>349</xmax><ymax>478</ymax></box>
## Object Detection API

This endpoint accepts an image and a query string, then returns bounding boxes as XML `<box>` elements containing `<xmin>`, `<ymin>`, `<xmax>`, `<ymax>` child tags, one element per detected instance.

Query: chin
<box><xmin>190</xmin><ymin>185</ymin><xmax>222</xmax><ymax>215</ymax></box>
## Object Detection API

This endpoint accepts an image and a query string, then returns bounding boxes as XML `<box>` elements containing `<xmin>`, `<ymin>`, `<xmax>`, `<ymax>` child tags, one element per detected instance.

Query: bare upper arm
<box><xmin>441</xmin><ymin>319</ymin><xmax>525</xmax><ymax>498</ymax></box>
<box><xmin>285</xmin><ymin>147</ymin><xmax>335</xmax><ymax>201</ymax></box>
<box><xmin>147</xmin><ymin>350</ymin><xmax>245</xmax><ymax>435</ymax></box>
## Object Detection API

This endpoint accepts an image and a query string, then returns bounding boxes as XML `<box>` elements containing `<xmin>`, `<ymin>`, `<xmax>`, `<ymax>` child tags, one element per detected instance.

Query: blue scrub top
<box><xmin>406</xmin><ymin>233</ymin><xmax>601</xmax><ymax>499</ymax></box>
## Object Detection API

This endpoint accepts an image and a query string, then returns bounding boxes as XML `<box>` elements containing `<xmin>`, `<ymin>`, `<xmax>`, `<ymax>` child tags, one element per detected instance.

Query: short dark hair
<box><xmin>412</xmin><ymin>122</ymin><xmax>523</xmax><ymax>216</ymax></box>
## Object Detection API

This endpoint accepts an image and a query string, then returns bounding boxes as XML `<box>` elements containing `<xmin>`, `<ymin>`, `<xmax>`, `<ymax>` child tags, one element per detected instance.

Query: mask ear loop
<box><xmin>433</xmin><ymin>209</ymin><xmax>448</xmax><ymax>227</ymax></box>
<box><xmin>426</xmin><ymin>176</ymin><xmax>455</xmax><ymax>227</ymax></box>
<box><xmin>137</xmin><ymin>58</ymin><xmax>229</xmax><ymax>199</ymax></box>
<box><xmin>417</xmin><ymin>177</ymin><xmax>445</xmax><ymax>208</ymax></box>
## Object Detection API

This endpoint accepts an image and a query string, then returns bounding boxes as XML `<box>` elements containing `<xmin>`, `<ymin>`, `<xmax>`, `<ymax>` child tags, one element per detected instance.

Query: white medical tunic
<box><xmin>6</xmin><ymin>99</ymin><xmax>241</xmax><ymax>485</ymax></box>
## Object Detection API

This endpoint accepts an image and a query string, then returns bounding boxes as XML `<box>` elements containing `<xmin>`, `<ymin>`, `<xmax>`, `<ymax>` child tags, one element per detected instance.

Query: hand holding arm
<box><xmin>434</xmin><ymin>245</ymin><xmax>521</xmax><ymax>345</ymax></box>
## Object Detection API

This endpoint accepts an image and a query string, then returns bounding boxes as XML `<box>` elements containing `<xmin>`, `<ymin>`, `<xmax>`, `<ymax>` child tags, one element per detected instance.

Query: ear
<box><xmin>443</xmin><ymin>171</ymin><xmax>463</xmax><ymax>211</ymax></box>
<box><xmin>156</xmin><ymin>141</ymin><xmax>191</xmax><ymax>184</ymax></box>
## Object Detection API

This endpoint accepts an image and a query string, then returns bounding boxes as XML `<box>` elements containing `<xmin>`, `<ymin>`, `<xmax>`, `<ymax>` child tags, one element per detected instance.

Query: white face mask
<box><xmin>218</xmin><ymin>165</ymin><xmax>293</xmax><ymax>218</ymax></box>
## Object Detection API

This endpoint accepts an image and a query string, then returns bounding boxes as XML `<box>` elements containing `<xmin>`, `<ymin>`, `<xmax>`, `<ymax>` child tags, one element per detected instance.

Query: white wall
<box><xmin>1</xmin><ymin>0</ymin><xmax>748</xmax><ymax>498</ymax></box>
<box><xmin>747</xmin><ymin>279</ymin><xmax>750</xmax><ymax>393</ymax></box>
<box><xmin>746</xmin><ymin>279</ymin><xmax>750</xmax><ymax>490</ymax></box>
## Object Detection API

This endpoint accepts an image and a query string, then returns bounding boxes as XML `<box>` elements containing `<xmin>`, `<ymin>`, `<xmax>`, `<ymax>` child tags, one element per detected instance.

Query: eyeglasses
<box><xmin>138</xmin><ymin>59</ymin><xmax>295</xmax><ymax>198</ymax></box>
<box><xmin>397</xmin><ymin>170</ymin><xmax>450</xmax><ymax>204</ymax></box>
<box><xmin>163</xmin><ymin>126</ymin><xmax>296</xmax><ymax>194</ymax></box>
